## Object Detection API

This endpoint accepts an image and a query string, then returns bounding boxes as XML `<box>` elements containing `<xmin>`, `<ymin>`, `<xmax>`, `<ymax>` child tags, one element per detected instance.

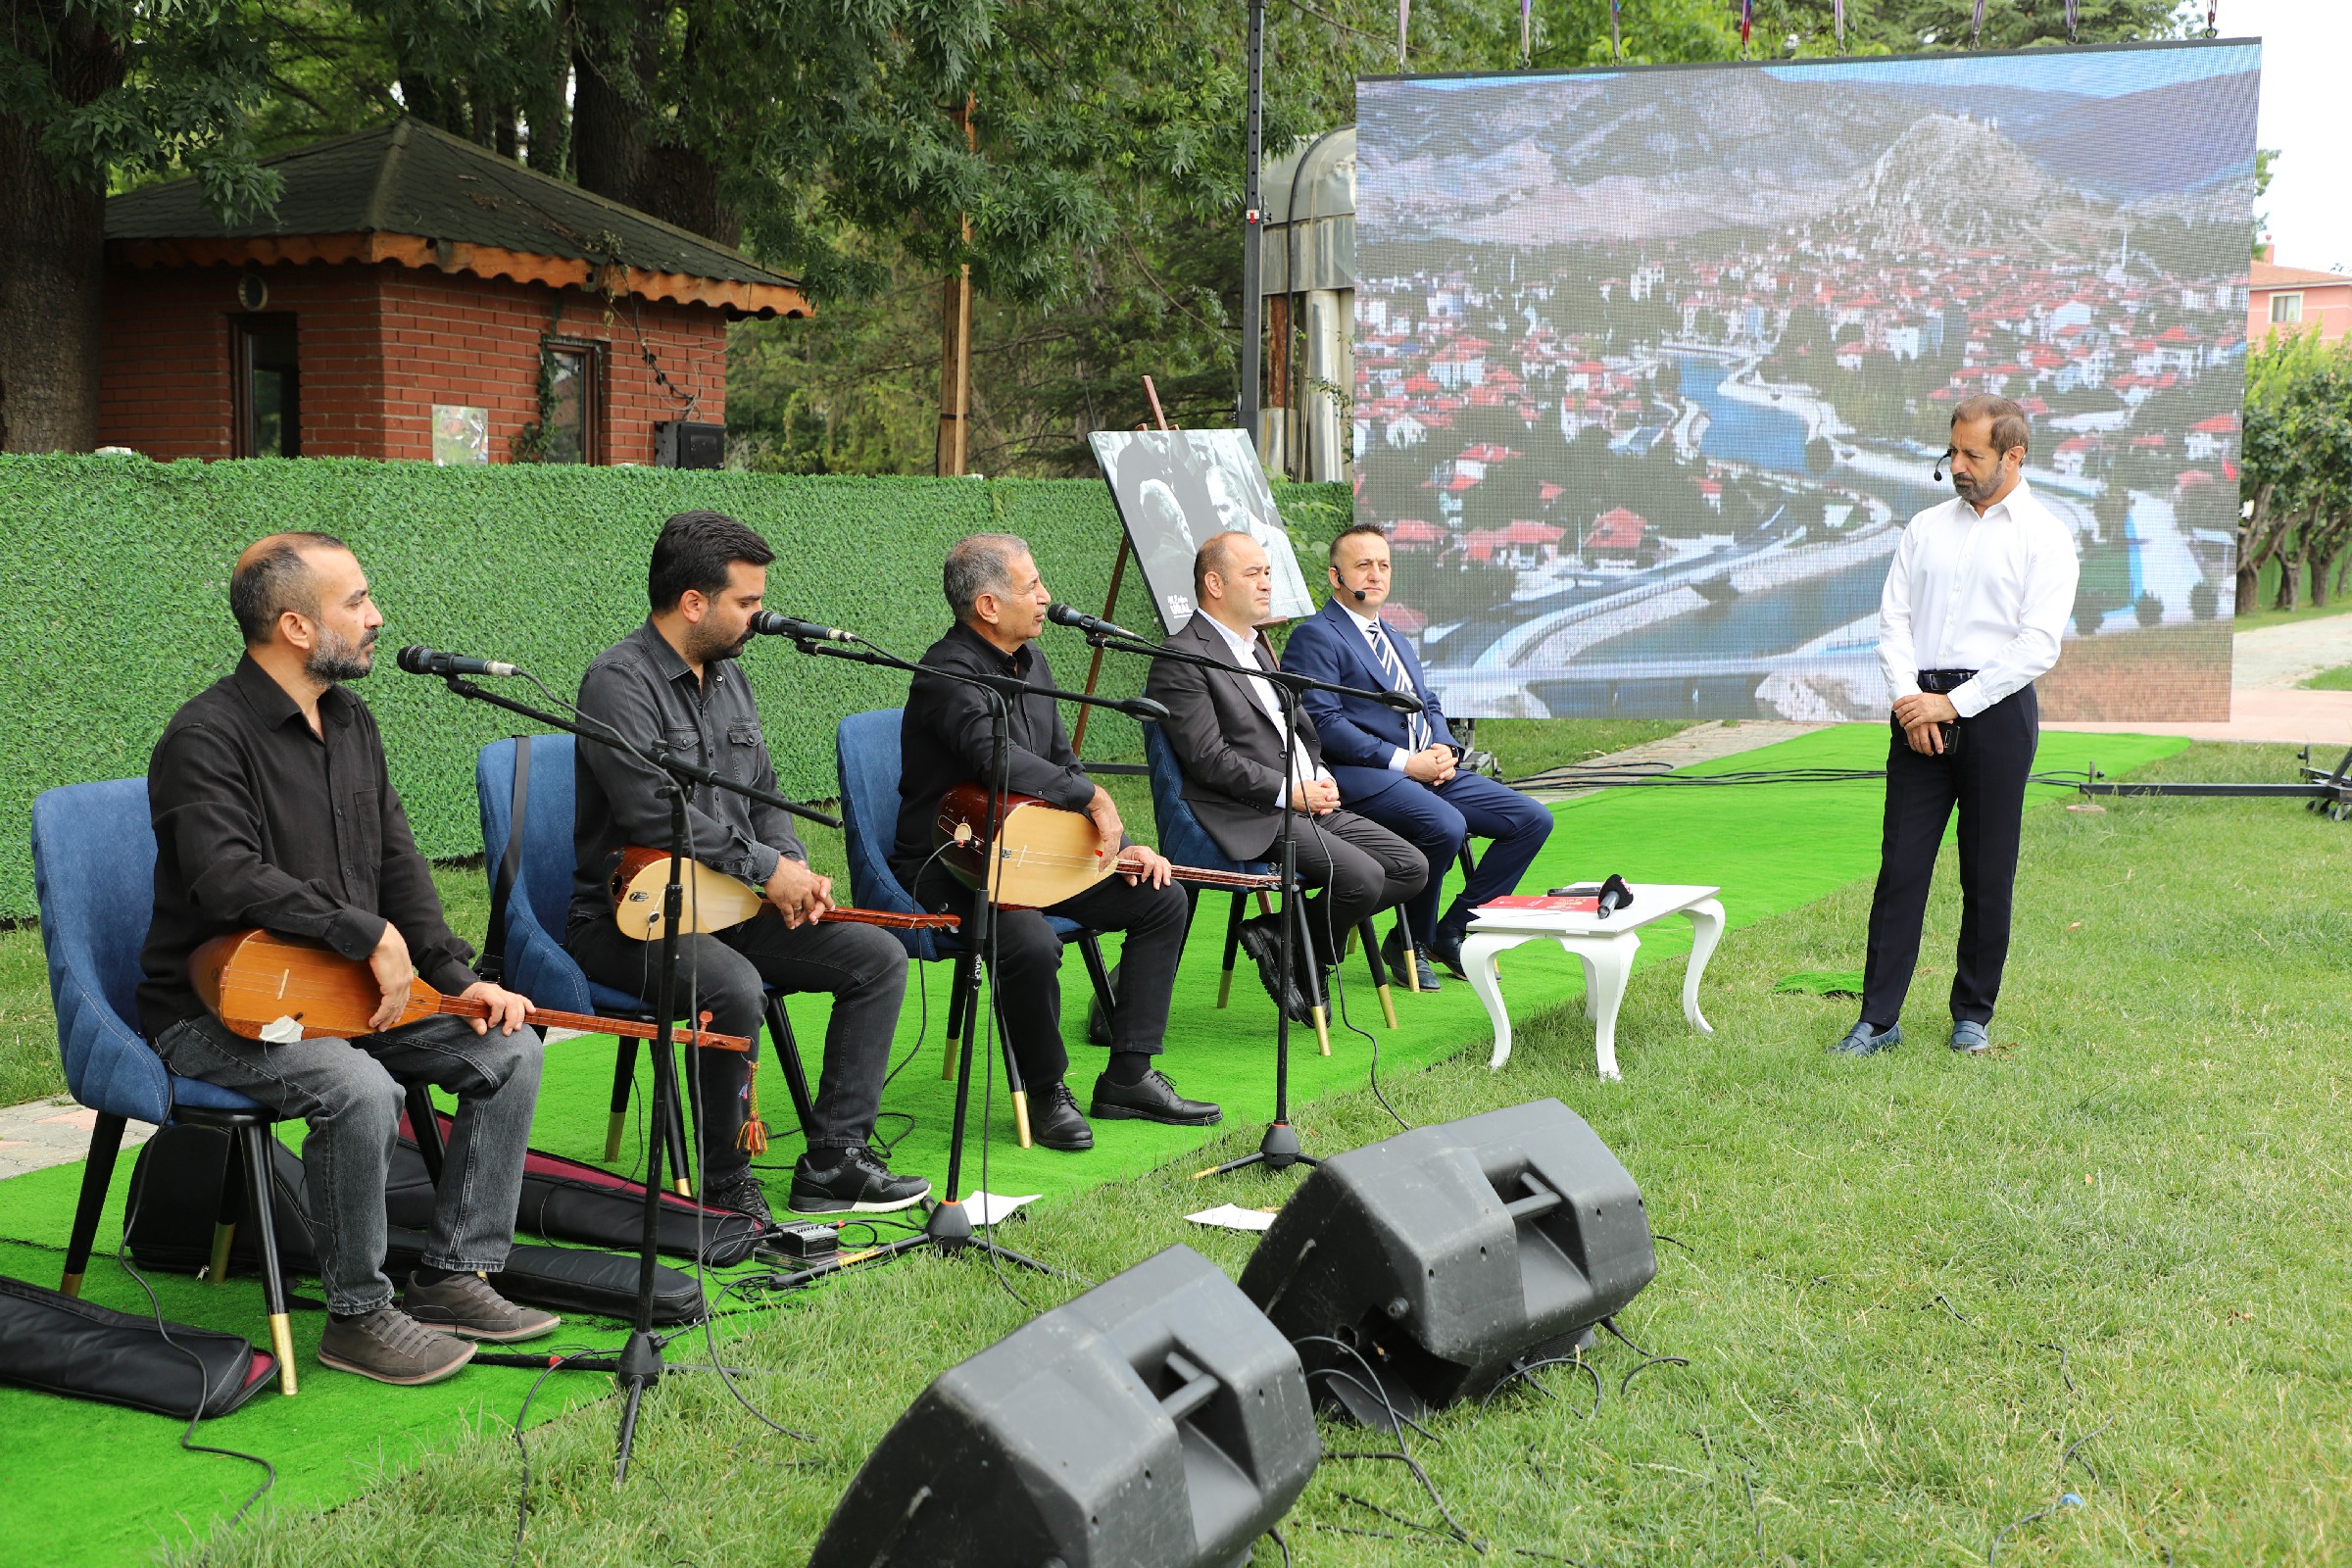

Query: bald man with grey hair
<box><xmin>895</xmin><ymin>534</ymin><xmax>1218</xmax><ymax>1152</ymax></box>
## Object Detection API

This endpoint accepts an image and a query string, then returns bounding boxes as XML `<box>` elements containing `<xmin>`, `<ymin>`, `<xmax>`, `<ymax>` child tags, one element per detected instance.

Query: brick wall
<box><xmin>99</xmin><ymin>260</ymin><xmax>727</xmax><ymax>464</ymax></box>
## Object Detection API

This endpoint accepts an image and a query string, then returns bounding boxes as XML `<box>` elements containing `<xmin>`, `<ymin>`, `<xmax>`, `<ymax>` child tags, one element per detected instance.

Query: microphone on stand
<box><xmin>1116</xmin><ymin>695</ymin><xmax>1170</xmax><ymax>723</ymax></box>
<box><xmin>396</xmin><ymin>645</ymin><xmax>520</xmax><ymax>678</ymax></box>
<box><xmin>749</xmin><ymin>611</ymin><xmax>857</xmax><ymax>643</ymax></box>
<box><xmin>1047</xmin><ymin>603</ymin><xmax>1146</xmax><ymax>640</ymax></box>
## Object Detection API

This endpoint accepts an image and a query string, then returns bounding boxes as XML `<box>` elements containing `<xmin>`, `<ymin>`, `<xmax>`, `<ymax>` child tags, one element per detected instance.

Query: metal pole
<box><xmin>1238</xmin><ymin>0</ymin><xmax>1265</xmax><ymax>454</ymax></box>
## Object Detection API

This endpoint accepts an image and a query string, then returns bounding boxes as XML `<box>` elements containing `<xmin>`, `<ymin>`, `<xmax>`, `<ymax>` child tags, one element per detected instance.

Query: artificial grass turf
<box><xmin>0</xmin><ymin>724</ymin><xmax>2186</xmax><ymax>1565</ymax></box>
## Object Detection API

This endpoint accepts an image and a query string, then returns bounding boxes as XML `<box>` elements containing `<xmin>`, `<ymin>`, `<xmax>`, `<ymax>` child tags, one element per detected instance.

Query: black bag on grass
<box><xmin>391</xmin><ymin>1112</ymin><xmax>765</xmax><ymax>1268</ymax></box>
<box><xmin>0</xmin><ymin>1273</ymin><xmax>275</xmax><ymax>1418</ymax></box>
<box><xmin>123</xmin><ymin>1125</ymin><xmax>709</xmax><ymax>1324</ymax></box>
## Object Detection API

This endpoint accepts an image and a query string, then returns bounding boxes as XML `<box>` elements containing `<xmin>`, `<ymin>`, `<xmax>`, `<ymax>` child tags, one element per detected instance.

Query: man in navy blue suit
<box><xmin>1280</xmin><ymin>522</ymin><xmax>1554</xmax><ymax>986</ymax></box>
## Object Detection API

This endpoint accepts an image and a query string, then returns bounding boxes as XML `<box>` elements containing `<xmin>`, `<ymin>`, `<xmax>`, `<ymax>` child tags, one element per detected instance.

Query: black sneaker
<box><xmin>1029</xmin><ymin>1080</ymin><xmax>1095</xmax><ymax>1152</ymax></box>
<box><xmin>788</xmin><ymin>1147</ymin><xmax>933</xmax><ymax>1215</ymax></box>
<box><xmin>1090</xmin><ymin>1069</ymin><xmax>1222</xmax><ymax>1127</ymax></box>
<box><xmin>704</xmin><ymin>1172</ymin><xmax>775</xmax><ymax>1227</ymax></box>
<box><xmin>1381</xmin><ymin>926</ymin><xmax>1442</xmax><ymax>992</ymax></box>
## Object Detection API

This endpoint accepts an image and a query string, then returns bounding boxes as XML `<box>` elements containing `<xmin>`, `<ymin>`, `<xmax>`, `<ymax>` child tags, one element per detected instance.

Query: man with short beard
<box><xmin>142</xmin><ymin>532</ymin><xmax>557</xmax><ymax>1388</ymax></box>
<box><xmin>568</xmin><ymin>512</ymin><xmax>927</xmax><ymax>1221</ymax></box>
<box><xmin>1835</xmin><ymin>394</ymin><xmax>2080</xmax><ymax>1059</ymax></box>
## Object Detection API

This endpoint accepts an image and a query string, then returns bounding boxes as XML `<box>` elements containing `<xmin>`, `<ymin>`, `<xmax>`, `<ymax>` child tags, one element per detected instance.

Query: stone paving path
<box><xmin>0</xmin><ymin>1099</ymin><xmax>152</xmax><ymax>1183</ymax></box>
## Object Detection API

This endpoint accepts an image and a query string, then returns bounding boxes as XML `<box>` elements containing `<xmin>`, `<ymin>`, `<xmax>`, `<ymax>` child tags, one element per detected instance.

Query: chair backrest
<box><xmin>1142</xmin><ymin>723</ymin><xmax>1250</xmax><ymax>873</ymax></box>
<box><xmin>476</xmin><ymin>734</ymin><xmax>586</xmax><ymax>955</ymax></box>
<box><xmin>836</xmin><ymin>710</ymin><xmax>954</xmax><ymax>961</ymax></box>
<box><xmin>30</xmin><ymin>779</ymin><xmax>172</xmax><ymax>1122</ymax></box>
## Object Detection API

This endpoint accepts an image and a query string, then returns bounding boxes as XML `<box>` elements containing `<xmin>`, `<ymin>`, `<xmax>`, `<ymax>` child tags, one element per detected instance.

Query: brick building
<box><xmin>99</xmin><ymin>119</ymin><xmax>808</xmax><ymax>465</ymax></box>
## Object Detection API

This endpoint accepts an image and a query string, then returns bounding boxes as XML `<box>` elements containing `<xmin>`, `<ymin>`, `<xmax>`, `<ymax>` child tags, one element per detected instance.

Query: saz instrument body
<box><xmin>609</xmin><ymin>847</ymin><xmax>959</xmax><ymax>941</ymax></box>
<box><xmin>932</xmin><ymin>781</ymin><xmax>1280</xmax><ymax>910</ymax></box>
<box><xmin>188</xmin><ymin>927</ymin><xmax>750</xmax><ymax>1052</ymax></box>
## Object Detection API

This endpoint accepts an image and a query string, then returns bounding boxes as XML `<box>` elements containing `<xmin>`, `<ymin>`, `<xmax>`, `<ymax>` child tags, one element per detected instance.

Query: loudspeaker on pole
<box><xmin>808</xmin><ymin>1245</ymin><xmax>1320</xmax><ymax>1568</ymax></box>
<box><xmin>1239</xmin><ymin>1098</ymin><xmax>1657</xmax><ymax>1427</ymax></box>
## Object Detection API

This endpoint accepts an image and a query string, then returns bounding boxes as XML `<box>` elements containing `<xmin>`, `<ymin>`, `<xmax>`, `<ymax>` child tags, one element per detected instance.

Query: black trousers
<box><xmin>1281</xmin><ymin>808</ymin><xmax>1429</xmax><ymax>972</ymax></box>
<box><xmin>914</xmin><ymin>865</ymin><xmax>1191</xmax><ymax>1092</ymax></box>
<box><xmin>570</xmin><ymin>908</ymin><xmax>907</xmax><ymax>1187</ymax></box>
<box><xmin>1861</xmin><ymin>683</ymin><xmax>2038</xmax><ymax>1030</ymax></box>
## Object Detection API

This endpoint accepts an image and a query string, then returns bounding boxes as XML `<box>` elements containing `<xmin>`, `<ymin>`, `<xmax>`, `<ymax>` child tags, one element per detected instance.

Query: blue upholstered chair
<box><xmin>833</xmin><ymin>710</ymin><xmax>1116</xmax><ymax>1134</ymax></box>
<box><xmin>475</xmin><ymin>735</ymin><xmax>815</xmax><ymax>1179</ymax></box>
<box><xmin>35</xmin><ymin>779</ymin><xmax>305</xmax><ymax>1395</ymax></box>
<box><xmin>1140</xmin><ymin>724</ymin><xmax>1397</xmax><ymax>1050</ymax></box>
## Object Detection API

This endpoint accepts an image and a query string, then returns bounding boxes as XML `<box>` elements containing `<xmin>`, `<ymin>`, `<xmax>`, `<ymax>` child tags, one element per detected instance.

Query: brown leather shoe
<box><xmin>318</xmin><ymin>1305</ymin><xmax>476</xmax><ymax>1386</ymax></box>
<box><xmin>403</xmin><ymin>1271</ymin><xmax>562</xmax><ymax>1343</ymax></box>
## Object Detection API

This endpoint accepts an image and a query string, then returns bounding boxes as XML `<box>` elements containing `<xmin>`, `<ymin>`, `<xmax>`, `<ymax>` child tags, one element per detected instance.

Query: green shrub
<box><xmin>0</xmin><ymin>455</ymin><xmax>1345</xmax><ymax>918</ymax></box>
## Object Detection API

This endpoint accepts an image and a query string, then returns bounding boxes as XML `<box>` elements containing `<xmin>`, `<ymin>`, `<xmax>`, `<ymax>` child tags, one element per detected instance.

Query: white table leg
<box><xmin>1461</xmin><ymin>931</ymin><xmax>1518</xmax><ymax>1069</ymax></box>
<box><xmin>1568</xmin><ymin>933</ymin><xmax>1640</xmax><ymax>1081</ymax></box>
<box><xmin>1681</xmin><ymin>898</ymin><xmax>1725</xmax><ymax>1036</ymax></box>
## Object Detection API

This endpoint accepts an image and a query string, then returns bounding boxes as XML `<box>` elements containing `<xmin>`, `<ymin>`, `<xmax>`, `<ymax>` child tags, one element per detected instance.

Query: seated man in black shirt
<box><xmin>143</xmin><ymin>533</ymin><xmax>556</xmax><ymax>1389</ymax></box>
<box><xmin>895</xmin><ymin>533</ymin><xmax>1220</xmax><ymax>1152</ymax></box>
<box><xmin>568</xmin><ymin>512</ymin><xmax>928</xmax><ymax>1221</ymax></box>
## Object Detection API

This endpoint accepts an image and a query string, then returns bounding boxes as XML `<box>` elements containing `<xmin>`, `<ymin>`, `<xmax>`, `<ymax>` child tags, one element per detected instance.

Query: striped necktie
<box><xmin>1366</xmin><ymin>620</ymin><xmax>1432</xmax><ymax>752</ymax></box>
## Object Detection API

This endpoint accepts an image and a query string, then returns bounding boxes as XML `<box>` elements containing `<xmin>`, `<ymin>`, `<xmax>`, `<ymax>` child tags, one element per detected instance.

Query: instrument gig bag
<box><xmin>0</xmin><ymin>1272</ymin><xmax>275</xmax><ymax>1418</ymax></box>
<box><xmin>124</xmin><ymin>1124</ymin><xmax>708</xmax><ymax>1325</ymax></box>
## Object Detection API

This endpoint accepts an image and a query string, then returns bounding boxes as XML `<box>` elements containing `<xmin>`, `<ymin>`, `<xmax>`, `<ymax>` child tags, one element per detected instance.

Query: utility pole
<box><xmin>1237</xmin><ymin>0</ymin><xmax>1266</xmax><ymax>455</ymax></box>
<box><xmin>936</xmin><ymin>93</ymin><xmax>977</xmax><ymax>475</ymax></box>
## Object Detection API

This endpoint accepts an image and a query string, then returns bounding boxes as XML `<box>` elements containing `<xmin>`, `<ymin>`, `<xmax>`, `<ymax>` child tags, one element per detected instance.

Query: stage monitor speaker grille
<box><xmin>1238</xmin><ymin>1098</ymin><xmax>1656</xmax><ymax>1425</ymax></box>
<box><xmin>807</xmin><ymin>1245</ymin><xmax>1319</xmax><ymax>1568</ymax></box>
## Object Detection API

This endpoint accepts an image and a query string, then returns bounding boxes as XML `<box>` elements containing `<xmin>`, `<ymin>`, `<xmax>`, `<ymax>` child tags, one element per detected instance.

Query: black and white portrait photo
<box><xmin>1090</xmin><ymin>428</ymin><xmax>1316</xmax><ymax>633</ymax></box>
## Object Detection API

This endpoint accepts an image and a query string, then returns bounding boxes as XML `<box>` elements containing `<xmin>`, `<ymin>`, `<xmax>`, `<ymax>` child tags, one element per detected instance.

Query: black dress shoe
<box><xmin>1090</xmin><ymin>1069</ymin><xmax>1222</xmax><ymax>1126</ymax></box>
<box><xmin>1236</xmin><ymin>916</ymin><xmax>1309</xmax><ymax>1020</ymax></box>
<box><xmin>1380</xmin><ymin>927</ymin><xmax>1443</xmax><ymax>992</ymax></box>
<box><xmin>1029</xmin><ymin>1080</ymin><xmax>1094</xmax><ymax>1151</ymax></box>
<box><xmin>1426</xmin><ymin>926</ymin><xmax>1470</xmax><ymax>980</ymax></box>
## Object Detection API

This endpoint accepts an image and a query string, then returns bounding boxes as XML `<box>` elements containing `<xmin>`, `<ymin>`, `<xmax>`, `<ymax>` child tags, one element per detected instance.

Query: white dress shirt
<box><xmin>1201</xmin><ymin>612</ymin><xmax>1334</xmax><ymax>807</ymax></box>
<box><xmin>1876</xmin><ymin>477</ymin><xmax>2081</xmax><ymax>719</ymax></box>
<box><xmin>1338</xmin><ymin>603</ymin><xmax>1421</xmax><ymax>772</ymax></box>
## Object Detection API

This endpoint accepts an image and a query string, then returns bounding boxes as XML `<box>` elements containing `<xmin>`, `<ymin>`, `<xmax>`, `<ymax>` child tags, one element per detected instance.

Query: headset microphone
<box><xmin>1352</xmin><ymin>588</ymin><xmax>1368</xmax><ymax>603</ymax></box>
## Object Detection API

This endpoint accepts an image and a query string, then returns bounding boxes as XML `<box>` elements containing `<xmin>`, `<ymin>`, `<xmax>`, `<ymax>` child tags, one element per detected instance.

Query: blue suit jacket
<box><xmin>1279</xmin><ymin>598</ymin><xmax>1458</xmax><ymax>808</ymax></box>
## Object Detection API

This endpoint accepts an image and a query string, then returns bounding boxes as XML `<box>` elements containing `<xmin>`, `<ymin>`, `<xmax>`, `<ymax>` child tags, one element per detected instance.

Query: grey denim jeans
<box><xmin>153</xmin><ymin>1011</ymin><xmax>543</xmax><ymax>1315</ymax></box>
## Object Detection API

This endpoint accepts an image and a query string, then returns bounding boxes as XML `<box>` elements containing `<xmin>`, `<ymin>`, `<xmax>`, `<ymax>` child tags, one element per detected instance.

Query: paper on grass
<box><xmin>960</xmin><ymin>1191</ymin><xmax>1043</xmax><ymax>1226</ymax></box>
<box><xmin>1186</xmin><ymin>1203</ymin><xmax>1280</xmax><ymax>1233</ymax></box>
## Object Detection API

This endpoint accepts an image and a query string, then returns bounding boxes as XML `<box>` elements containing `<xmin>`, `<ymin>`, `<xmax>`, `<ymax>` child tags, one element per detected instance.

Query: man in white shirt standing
<box><xmin>1146</xmin><ymin>532</ymin><xmax>1428</xmax><ymax>1020</ymax></box>
<box><xmin>1837</xmin><ymin>394</ymin><xmax>2080</xmax><ymax>1058</ymax></box>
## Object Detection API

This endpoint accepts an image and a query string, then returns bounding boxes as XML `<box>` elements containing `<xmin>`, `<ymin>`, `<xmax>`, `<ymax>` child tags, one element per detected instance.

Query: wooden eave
<box><xmin>109</xmin><ymin>231</ymin><xmax>811</xmax><ymax>319</ymax></box>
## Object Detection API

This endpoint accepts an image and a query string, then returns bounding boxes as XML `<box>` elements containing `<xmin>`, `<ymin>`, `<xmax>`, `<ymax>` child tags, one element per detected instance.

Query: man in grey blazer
<box><xmin>1144</xmin><ymin>530</ymin><xmax>1428</xmax><ymax>1018</ymax></box>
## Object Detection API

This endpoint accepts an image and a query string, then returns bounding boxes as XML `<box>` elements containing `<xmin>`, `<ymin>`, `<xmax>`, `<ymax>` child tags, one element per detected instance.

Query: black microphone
<box><xmin>1047</xmin><ymin>603</ymin><xmax>1145</xmax><ymax>640</ymax></box>
<box><xmin>748</xmin><ymin>611</ymin><xmax>855</xmax><ymax>643</ymax></box>
<box><xmin>1352</xmin><ymin>587</ymin><xmax>1368</xmax><ymax>602</ymax></box>
<box><xmin>1376</xmin><ymin>688</ymin><xmax>1425</xmax><ymax>714</ymax></box>
<box><xmin>1595</xmin><ymin>872</ymin><xmax>1635</xmax><ymax>919</ymax></box>
<box><xmin>397</xmin><ymin>644</ymin><xmax>519</xmax><ymax>678</ymax></box>
<box><xmin>1117</xmin><ymin>695</ymin><xmax>1170</xmax><ymax>723</ymax></box>
<box><xmin>1933</xmin><ymin>448</ymin><xmax>1948</xmax><ymax>482</ymax></box>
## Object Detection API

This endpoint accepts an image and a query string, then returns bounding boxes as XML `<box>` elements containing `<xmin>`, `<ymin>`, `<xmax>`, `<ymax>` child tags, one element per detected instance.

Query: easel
<box><xmin>1069</xmin><ymin>375</ymin><xmax>1174</xmax><ymax>759</ymax></box>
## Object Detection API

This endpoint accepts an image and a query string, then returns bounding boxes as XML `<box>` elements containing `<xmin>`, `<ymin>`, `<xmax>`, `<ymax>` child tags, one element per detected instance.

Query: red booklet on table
<box><xmin>1479</xmin><ymin>893</ymin><xmax>1599</xmax><ymax>914</ymax></box>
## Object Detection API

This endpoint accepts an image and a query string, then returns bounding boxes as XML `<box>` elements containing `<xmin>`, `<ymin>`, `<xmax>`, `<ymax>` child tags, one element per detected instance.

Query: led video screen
<box><xmin>1354</xmin><ymin>40</ymin><xmax>2259</xmax><ymax>722</ymax></box>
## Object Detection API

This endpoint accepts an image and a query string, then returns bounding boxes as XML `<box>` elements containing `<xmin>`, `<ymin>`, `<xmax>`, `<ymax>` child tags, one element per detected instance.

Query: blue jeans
<box><xmin>1349</xmin><ymin>771</ymin><xmax>1555</xmax><ymax>946</ymax></box>
<box><xmin>154</xmin><ymin>1012</ymin><xmax>543</xmax><ymax>1315</ymax></box>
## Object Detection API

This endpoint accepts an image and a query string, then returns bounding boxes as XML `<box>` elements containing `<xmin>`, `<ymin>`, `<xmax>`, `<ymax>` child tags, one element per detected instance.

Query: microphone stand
<box><xmin>1073</xmin><ymin>625</ymin><xmax>1410</xmax><ymax>1177</ymax></box>
<box><xmin>417</xmin><ymin>670</ymin><xmax>835</xmax><ymax>1480</ymax></box>
<box><xmin>773</xmin><ymin>635</ymin><xmax>1164</xmax><ymax>1273</ymax></box>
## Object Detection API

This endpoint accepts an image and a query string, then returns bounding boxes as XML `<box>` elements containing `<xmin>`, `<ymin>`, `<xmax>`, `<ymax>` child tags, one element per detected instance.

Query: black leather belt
<box><xmin>1915</xmin><ymin>668</ymin><xmax>1978</xmax><ymax>696</ymax></box>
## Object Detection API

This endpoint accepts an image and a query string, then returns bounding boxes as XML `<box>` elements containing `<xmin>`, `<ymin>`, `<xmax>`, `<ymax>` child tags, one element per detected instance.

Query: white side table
<box><xmin>1462</xmin><ymin>884</ymin><xmax>1726</xmax><ymax>1081</ymax></box>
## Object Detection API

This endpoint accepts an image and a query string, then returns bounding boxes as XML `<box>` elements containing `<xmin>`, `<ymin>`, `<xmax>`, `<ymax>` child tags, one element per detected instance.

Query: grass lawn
<box><xmin>2302</xmin><ymin>662</ymin><xmax>2352</xmax><ymax>691</ymax></box>
<box><xmin>128</xmin><ymin>739</ymin><xmax>2352</xmax><ymax>1567</ymax></box>
<box><xmin>2227</xmin><ymin>597</ymin><xmax>2352</xmax><ymax>638</ymax></box>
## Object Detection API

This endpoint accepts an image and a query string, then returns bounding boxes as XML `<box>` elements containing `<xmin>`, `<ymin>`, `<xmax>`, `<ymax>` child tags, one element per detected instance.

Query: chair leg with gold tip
<box><xmin>1310</xmin><ymin>1004</ymin><xmax>1332</xmax><ymax>1056</ymax></box>
<box><xmin>238</xmin><ymin>1124</ymin><xmax>299</xmax><ymax>1396</ymax></box>
<box><xmin>1357</xmin><ymin>918</ymin><xmax>1398</xmax><ymax>1029</ymax></box>
<box><xmin>1218</xmin><ymin>892</ymin><xmax>1249</xmax><ymax>1008</ymax></box>
<box><xmin>59</xmin><ymin>1111</ymin><xmax>126</xmax><ymax>1298</ymax></box>
<box><xmin>604</xmin><ymin>1038</ymin><xmax>637</xmax><ymax>1162</ymax></box>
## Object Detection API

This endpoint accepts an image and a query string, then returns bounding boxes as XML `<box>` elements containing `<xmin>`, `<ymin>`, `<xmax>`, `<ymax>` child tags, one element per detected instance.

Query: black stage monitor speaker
<box><xmin>808</xmin><ymin>1245</ymin><xmax>1319</xmax><ymax>1568</ymax></box>
<box><xmin>1239</xmin><ymin>1098</ymin><xmax>1656</xmax><ymax>1426</ymax></box>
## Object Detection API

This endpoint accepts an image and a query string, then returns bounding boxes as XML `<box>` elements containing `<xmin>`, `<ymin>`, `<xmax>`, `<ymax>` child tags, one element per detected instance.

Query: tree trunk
<box><xmin>0</xmin><ymin>10</ymin><xmax>124</xmax><ymax>453</ymax></box>
<box><xmin>2313</xmin><ymin>550</ymin><xmax>2336</xmax><ymax>609</ymax></box>
<box><xmin>570</xmin><ymin>0</ymin><xmax>660</xmax><ymax>206</ymax></box>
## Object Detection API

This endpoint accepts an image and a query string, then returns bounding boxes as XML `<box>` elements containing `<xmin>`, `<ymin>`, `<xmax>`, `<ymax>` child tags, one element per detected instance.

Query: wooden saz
<box><xmin>932</xmin><ymin>781</ymin><xmax>1282</xmax><ymax>910</ymax></box>
<box><xmin>189</xmin><ymin>927</ymin><xmax>752</xmax><ymax>1053</ymax></box>
<box><xmin>609</xmin><ymin>847</ymin><xmax>961</xmax><ymax>942</ymax></box>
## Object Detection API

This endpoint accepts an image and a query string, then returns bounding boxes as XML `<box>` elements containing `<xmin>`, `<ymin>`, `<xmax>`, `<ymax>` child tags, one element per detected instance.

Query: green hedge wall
<box><xmin>0</xmin><ymin>455</ymin><xmax>1352</xmax><ymax>920</ymax></box>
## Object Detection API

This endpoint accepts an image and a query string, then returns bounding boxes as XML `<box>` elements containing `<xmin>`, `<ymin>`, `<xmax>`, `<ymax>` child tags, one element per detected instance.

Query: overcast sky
<box><xmin>2229</xmin><ymin>0</ymin><xmax>2352</xmax><ymax>272</ymax></box>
